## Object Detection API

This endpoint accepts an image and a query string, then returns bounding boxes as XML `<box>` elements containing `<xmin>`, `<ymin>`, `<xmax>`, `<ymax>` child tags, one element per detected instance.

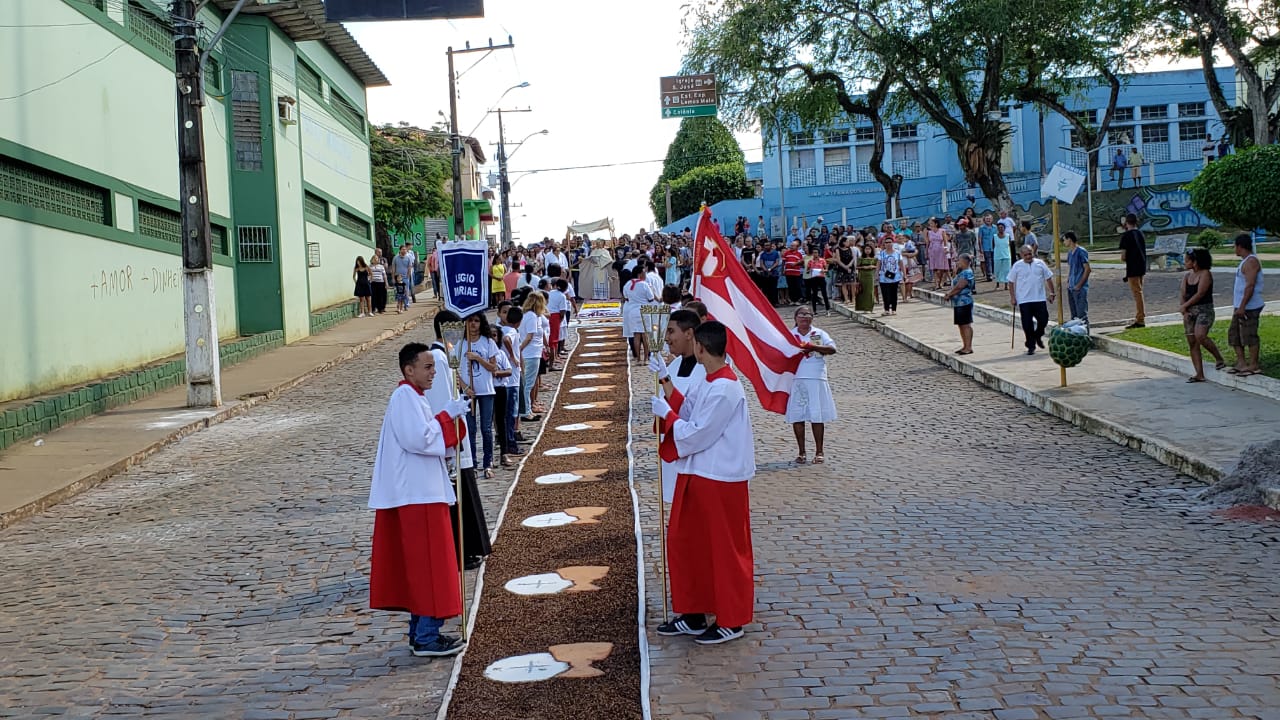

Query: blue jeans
<box><xmin>409</xmin><ymin>614</ymin><xmax>443</xmax><ymax>645</ymax></box>
<box><xmin>520</xmin><ymin>356</ymin><xmax>539</xmax><ymax>416</ymax></box>
<box><xmin>1068</xmin><ymin>286</ymin><xmax>1089</xmax><ymax>323</ymax></box>
<box><xmin>503</xmin><ymin>386</ymin><xmax>519</xmax><ymax>451</ymax></box>
<box><xmin>467</xmin><ymin>394</ymin><xmax>495</xmax><ymax>470</ymax></box>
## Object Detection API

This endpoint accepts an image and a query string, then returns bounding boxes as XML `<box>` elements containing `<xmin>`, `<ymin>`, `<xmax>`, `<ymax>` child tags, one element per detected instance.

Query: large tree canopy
<box><xmin>683</xmin><ymin>0</ymin><xmax>1154</xmax><ymax>212</ymax></box>
<box><xmin>650</xmin><ymin>116</ymin><xmax>747</xmax><ymax>225</ymax></box>
<box><xmin>1186</xmin><ymin>145</ymin><xmax>1280</xmax><ymax>234</ymax></box>
<box><xmin>370</xmin><ymin>124</ymin><xmax>452</xmax><ymax>242</ymax></box>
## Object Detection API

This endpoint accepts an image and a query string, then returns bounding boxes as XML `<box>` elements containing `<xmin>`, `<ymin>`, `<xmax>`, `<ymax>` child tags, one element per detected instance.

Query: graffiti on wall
<box><xmin>90</xmin><ymin>266</ymin><xmax>182</xmax><ymax>299</ymax></box>
<box><xmin>1017</xmin><ymin>183</ymin><xmax>1215</xmax><ymax>242</ymax></box>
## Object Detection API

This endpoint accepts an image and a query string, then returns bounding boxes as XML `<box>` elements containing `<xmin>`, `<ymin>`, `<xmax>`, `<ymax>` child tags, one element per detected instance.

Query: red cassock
<box><xmin>661</xmin><ymin>365</ymin><xmax>756</xmax><ymax>628</ymax></box>
<box><xmin>549</xmin><ymin>311</ymin><xmax>563</xmax><ymax>348</ymax></box>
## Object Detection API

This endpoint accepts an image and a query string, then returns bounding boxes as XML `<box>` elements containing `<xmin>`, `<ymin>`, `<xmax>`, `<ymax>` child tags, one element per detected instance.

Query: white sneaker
<box><xmin>358</xmin><ymin>313</ymin><xmax>366</xmax><ymax>318</ymax></box>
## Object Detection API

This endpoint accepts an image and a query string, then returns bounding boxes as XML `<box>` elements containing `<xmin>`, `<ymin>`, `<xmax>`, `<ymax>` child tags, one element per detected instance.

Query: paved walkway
<box><xmin>0</xmin><ymin>316</ymin><xmax>530</xmax><ymax>719</ymax></box>
<box><xmin>837</xmin><ymin>298</ymin><xmax>1280</xmax><ymax>481</ymax></box>
<box><xmin>0</xmin><ymin>303</ymin><xmax>435</xmax><ymax>528</ymax></box>
<box><xmin>634</xmin><ymin>315</ymin><xmax>1280</xmax><ymax>720</ymax></box>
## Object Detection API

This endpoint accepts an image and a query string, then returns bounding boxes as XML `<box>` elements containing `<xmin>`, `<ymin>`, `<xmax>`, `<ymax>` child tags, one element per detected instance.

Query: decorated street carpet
<box><xmin>574</xmin><ymin>301</ymin><xmax>622</xmax><ymax>326</ymax></box>
<box><xmin>441</xmin><ymin>324</ymin><xmax>644</xmax><ymax>719</ymax></box>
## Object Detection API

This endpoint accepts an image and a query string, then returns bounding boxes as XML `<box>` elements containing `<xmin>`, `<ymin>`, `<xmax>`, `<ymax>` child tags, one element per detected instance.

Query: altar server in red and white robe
<box><xmin>648</xmin><ymin>309</ymin><xmax>705</xmax><ymax>503</ymax></box>
<box><xmin>651</xmin><ymin>320</ymin><xmax>755</xmax><ymax>644</ymax></box>
<box><xmin>369</xmin><ymin>342</ymin><xmax>471</xmax><ymax>657</ymax></box>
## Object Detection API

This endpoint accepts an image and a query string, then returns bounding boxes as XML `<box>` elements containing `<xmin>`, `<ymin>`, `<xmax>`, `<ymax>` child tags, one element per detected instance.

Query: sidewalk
<box><xmin>835</xmin><ymin>298</ymin><xmax>1280</xmax><ymax>505</ymax></box>
<box><xmin>0</xmin><ymin>303</ymin><xmax>436</xmax><ymax>528</ymax></box>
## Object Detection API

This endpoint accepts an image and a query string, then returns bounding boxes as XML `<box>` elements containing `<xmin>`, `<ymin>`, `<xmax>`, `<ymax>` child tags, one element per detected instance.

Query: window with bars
<box><xmin>307</xmin><ymin>242</ymin><xmax>321</xmax><ymax>268</ymax></box>
<box><xmin>298</xmin><ymin>61</ymin><xmax>322</xmax><ymax>98</ymax></box>
<box><xmin>137</xmin><ymin>201</ymin><xmax>181</xmax><ymax>244</ymax></box>
<box><xmin>1142</xmin><ymin>124</ymin><xmax>1169</xmax><ymax>143</ymax></box>
<box><xmin>890</xmin><ymin>123</ymin><xmax>918</xmax><ymax>139</ymax></box>
<box><xmin>1072</xmin><ymin>109</ymin><xmax>1096</xmax><ymax>125</ymax></box>
<box><xmin>211</xmin><ymin>223</ymin><xmax>228</xmax><ymax>255</ymax></box>
<box><xmin>1108</xmin><ymin>126</ymin><xmax>1134</xmax><ymax>145</ymax></box>
<box><xmin>1179</xmin><ymin>120</ymin><xmax>1208</xmax><ymax>142</ymax></box>
<box><xmin>0</xmin><ymin>155</ymin><xmax>109</xmax><ymax>225</ymax></box>
<box><xmin>205</xmin><ymin>56</ymin><xmax>223</xmax><ymax>93</ymax></box>
<box><xmin>127</xmin><ymin>1</ymin><xmax>174</xmax><ymax>61</ymax></box>
<box><xmin>1177</xmin><ymin>102</ymin><xmax>1206</xmax><ymax>117</ymax></box>
<box><xmin>854</xmin><ymin>126</ymin><xmax>875</xmax><ymax>142</ymax></box>
<box><xmin>330</xmin><ymin>92</ymin><xmax>363</xmax><ymax>132</ymax></box>
<box><xmin>823</xmin><ymin>129</ymin><xmax>849</xmax><ymax>144</ymax></box>
<box><xmin>1113</xmin><ymin>107</ymin><xmax>1134</xmax><ymax>122</ymax></box>
<box><xmin>1140</xmin><ymin>105</ymin><xmax>1168</xmax><ymax>120</ymax></box>
<box><xmin>789</xmin><ymin>130</ymin><xmax>814</xmax><ymax>146</ymax></box>
<box><xmin>238</xmin><ymin>226</ymin><xmax>273</xmax><ymax>262</ymax></box>
<box><xmin>304</xmin><ymin>191</ymin><xmax>328</xmax><ymax>222</ymax></box>
<box><xmin>337</xmin><ymin>209</ymin><xmax>370</xmax><ymax>240</ymax></box>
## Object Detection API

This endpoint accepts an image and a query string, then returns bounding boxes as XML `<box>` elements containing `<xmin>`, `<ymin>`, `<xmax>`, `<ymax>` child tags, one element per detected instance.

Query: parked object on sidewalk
<box><xmin>1049</xmin><ymin>325</ymin><xmax>1091</xmax><ymax>368</ymax></box>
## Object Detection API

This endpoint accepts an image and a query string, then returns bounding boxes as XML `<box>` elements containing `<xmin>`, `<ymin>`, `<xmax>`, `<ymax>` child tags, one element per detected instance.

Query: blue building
<box><xmin>665</xmin><ymin>67</ymin><xmax>1236</xmax><ymax>236</ymax></box>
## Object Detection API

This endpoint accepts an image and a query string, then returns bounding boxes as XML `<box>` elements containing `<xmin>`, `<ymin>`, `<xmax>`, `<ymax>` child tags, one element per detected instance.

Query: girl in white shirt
<box><xmin>518</xmin><ymin>293</ymin><xmax>546</xmax><ymax>421</ymax></box>
<box><xmin>452</xmin><ymin>313</ymin><xmax>500</xmax><ymax>477</ymax></box>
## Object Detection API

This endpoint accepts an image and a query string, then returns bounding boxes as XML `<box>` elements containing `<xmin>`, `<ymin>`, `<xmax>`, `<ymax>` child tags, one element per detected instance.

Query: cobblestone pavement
<box><xmin>0</xmin><ymin>325</ymin><xmax>550</xmax><ymax>719</ymax></box>
<box><xmin>632</xmin><ymin>316</ymin><xmax>1280</xmax><ymax>720</ymax></box>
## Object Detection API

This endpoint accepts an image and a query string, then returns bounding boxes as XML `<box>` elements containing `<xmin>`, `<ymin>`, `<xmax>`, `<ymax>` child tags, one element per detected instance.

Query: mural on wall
<box><xmin>1017</xmin><ymin>183</ymin><xmax>1216</xmax><ymax>243</ymax></box>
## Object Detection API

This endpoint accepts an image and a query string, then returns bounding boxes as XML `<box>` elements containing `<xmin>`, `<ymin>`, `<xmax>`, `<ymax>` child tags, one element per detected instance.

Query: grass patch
<box><xmin>1114</xmin><ymin>315</ymin><xmax>1280</xmax><ymax>379</ymax></box>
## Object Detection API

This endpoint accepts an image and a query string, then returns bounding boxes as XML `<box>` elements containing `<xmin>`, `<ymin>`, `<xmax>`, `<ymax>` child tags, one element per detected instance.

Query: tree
<box><xmin>666</xmin><ymin>162</ymin><xmax>755</xmax><ymax>223</ymax></box>
<box><xmin>370</xmin><ymin>124</ymin><xmax>452</xmax><ymax>255</ymax></box>
<box><xmin>1186</xmin><ymin>144</ymin><xmax>1280</xmax><ymax>234</ymax></box>
<box><xmin>650</xmin><ymin>116</ymin><xmax>746</xmax><ymax>225</ymax></box>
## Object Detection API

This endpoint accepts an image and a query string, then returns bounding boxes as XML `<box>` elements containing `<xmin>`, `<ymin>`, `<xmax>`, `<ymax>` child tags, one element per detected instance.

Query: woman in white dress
<box><xmin>622</xmin><ymin>264</ymin><xmax>657</xmax><ymax>359</ymax></box>
<box><xmin>786</xmin><ymin>307</ymin><xmax>837</xmax><ymax>464</ymax></box>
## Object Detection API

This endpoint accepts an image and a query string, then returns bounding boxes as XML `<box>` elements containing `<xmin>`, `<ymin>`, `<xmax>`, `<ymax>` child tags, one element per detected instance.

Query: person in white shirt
<box><xmin>518</xmin><ymin>292</ymin><xmax>547</xmax><ymax>421</ymax></box>
<box><xmin>498</xmin><ymin>305</ymin><xmax>525</xmax><ymax>455</ymax></box>
<box><xmin>643</xmin><ymin>258</ymin><xmax>664</xmax><ymax>301</ymax></box>
<box><xmin>650</xmin><ymin>321</ymin><xmax>755</xmax><ymax>645</ymax></box>
<box><xmin>548</xmin><ymin>245</ymin><xmax>569</xmax><ymax>273</ymax></box>
<box><xmin>649</xmin><ymin>309</ymin><xmax>706</xmax><ymax>503</ymax></box>
<box><xmin>368</xmin><ymin>342</ymin><xmax>470</xmax><ymax>657</ymax></box>
<box><xmin>1007</xmin><ymin>244</ymin><xmax>1056</xmax><ymax>355</ymax></box>
<box><xmin>427</xmin><ymin>313</ymin><xmax>491</xmax><ymax>569</ymax></box>
<box><xmin>623</xmin><ymin>265</ymin><xmax>659</xmax><ymax>359</ymax></box>
<box><xmin>405</xmin><ymin>247</ymin><xmax>418</xmax><ymax>304</ymax></box>
<box><xmin>452</xmin><ymin>313</ymin><xmax>500</xmax><ymax>478</ymax></box>
<box><xmin>786</xmin><ymin>308</ymin><xmax>838</xmax><ymax>464</ymax></box>
<box><xmin>547</xmin><ymin>279</ymin><xmax>569</xmax><ymax>358</ymax></box>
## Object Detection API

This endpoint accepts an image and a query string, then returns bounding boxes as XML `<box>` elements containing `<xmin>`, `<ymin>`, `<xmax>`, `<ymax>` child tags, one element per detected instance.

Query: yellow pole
<box><xmin>454</xmin><ymin>412</ymin><xmax>467</xmax><ymax>637</ymax></box>
<box><xmin>655</xmin><ymin>373</ymin><xmax>670</xmax><ymax>625</ymax></box>
<box><xmin>1053</xmin><ymin>199</ymin><xmax>1066</xmax><ymax>387</ymax></box>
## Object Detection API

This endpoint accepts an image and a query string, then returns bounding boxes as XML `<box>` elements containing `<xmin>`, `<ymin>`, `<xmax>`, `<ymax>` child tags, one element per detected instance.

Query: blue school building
<box><xmin>665</xmin><ymin>67</ymin><xmax>1237</xmax><ymax>236</ymax></box>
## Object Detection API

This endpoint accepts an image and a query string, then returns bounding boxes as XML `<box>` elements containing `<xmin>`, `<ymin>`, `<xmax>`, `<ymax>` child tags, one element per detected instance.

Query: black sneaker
<box><xmin>1036</xmin><ymin>338</ymin><xmax>1045</xmax><ymax>349</ymax></box>
<box><xmin>1126</xmin><ymin>321</ymin><xmax>1146</xmax><ymax>329</ymax></box>
<box><xmin>694</xmin><ymin>624</ymin><xmax>744</xmax><ymax>645</ymax></box>
<box><xmin>411</xmin><ymin>637</ymin><xmax>465</xmax><ymax>657</ymax></box>
<box><xmin>656</xmin><ymin>614</ymin><xmax>707</xmax><ymax>636</ymax></box>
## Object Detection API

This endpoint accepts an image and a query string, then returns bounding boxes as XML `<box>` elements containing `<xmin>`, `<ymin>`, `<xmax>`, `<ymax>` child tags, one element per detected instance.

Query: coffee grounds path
<box><xmin>444</xmin><ymin>328</ymin><xmax>642</xmax><ymax>719</ymax></box>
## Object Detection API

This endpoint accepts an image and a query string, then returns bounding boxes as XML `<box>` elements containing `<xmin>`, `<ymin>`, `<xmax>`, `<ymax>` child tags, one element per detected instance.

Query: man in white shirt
<box><xmin>1007</xmin><ymin>245</ymin><xmax>1056</xmax><ymax>355</ymax></box>
<box><xmin>406</xmin><ymin>246</ymin><xmax>419</xmax><ymax>304</ymax></box>
<box><xmin>651</xmin><ymin>321</ymin><xmax>755</xmax><ymax>645</ymax></box>
<box><xmin>649</xmin><ymin>309</ymin><xmax>706</xmax><ymax>503</ymax></box>
<box><xmin>547</xmin><ymin>244</ymin><xmax>569</xmax><ymax>273</ymax></box>
<box><xmin>368</xmin><ymin>342</ymin><xmax>470</xmax><ymax>657</ymax></box>
<box><xmin>997</xmin><ymin>209</ymin><xmax>1016</xmax><ymax>239</ymax></box>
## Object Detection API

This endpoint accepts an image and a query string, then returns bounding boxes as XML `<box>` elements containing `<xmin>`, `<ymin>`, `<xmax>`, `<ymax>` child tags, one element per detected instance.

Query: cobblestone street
<box><xmin>0</xmin><ymin>331</ymin><xmax>517</xmax><ymax>719</ymax></box>
<box><xmin>634</xmin><ymin>316</ymin><xmax>1280</xmax><ymax>720</ymax></box>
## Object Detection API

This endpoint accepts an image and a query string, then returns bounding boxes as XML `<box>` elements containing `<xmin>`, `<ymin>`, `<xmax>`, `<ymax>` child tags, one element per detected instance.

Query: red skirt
<box><xmin>549</xmin><ymin>311</ymin><xmax>563</xmax><ymax>347</ymax></box>
<box><xmin>668</xmin><ymin>474</ymin><xmax>754</xmax><ymax>627</ymax></box>
<box><xmin>370</xmin><ymin>503</ymin><xmax>461</xmax><ymax>618</ymax></box>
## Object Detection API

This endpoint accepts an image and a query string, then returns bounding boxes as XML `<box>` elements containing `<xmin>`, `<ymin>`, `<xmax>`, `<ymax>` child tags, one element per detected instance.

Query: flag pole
<box><xmin>654</xmin><ymin>370</ymin><xmax>670</xmax><ymax>625</ymax></box>
<box><xmin>441</xmin><ymin>320</ymin><xmax>469</xmax><ymax>638</ymax></box>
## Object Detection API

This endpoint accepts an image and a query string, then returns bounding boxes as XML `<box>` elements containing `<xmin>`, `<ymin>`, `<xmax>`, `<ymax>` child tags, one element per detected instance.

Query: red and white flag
<box><xmin>691</xmin><ymin>207</ymin><xmax>806</xmax><ymax>414</ymax></box>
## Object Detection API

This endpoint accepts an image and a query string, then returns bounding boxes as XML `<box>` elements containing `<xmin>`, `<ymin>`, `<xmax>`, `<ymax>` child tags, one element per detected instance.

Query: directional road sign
<box><xmin>660</xmin><ymin>73</ymin><xmax>717</xmax><ymax>119</ymax></box>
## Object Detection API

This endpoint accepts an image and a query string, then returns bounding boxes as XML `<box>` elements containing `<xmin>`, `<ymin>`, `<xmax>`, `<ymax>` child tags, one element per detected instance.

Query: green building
<box><xmin>0</xmin><ymin>0</ymin><xmax>388</xmax><ymax>403</ymax></box>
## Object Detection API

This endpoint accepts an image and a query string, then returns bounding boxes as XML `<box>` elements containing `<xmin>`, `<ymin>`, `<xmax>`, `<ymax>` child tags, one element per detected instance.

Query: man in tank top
<box><xmin>1227</xmin><ymin>234</ymin><xmax>1266</xmax><ymax>376</ymax></box>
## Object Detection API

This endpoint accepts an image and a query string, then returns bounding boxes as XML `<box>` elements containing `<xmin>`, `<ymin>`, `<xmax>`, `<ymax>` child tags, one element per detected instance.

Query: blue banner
<box><xmin>438</xmin><ymin>240</ymin><xmax>490</xmax><ymax>316</ymax></box>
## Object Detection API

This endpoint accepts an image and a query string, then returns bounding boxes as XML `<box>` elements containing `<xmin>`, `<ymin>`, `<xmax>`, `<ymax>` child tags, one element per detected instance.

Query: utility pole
<box><xmin>492</xmin><ymin>108</ymin><xmax>531</xmax><ymax>246</ymax></box>
<box><xmin>664</xmin><ymin>182</ymin><xmax>673</xmax><ymax>229</ymax></box>
<box><xmin>447</xmin><ymin>39</ymin><xmax>515</xmax><ymax>241</ymax></box>
<box><xmin>173</xmin><ymin>0</ymin><xmax>221</xmax><ymax>407</ymax></box>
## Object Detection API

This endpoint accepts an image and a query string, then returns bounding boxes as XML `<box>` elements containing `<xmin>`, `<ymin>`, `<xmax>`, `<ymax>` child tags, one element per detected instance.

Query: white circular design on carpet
<box><xmin>571</xmin><ymin>374</ymin><xmax>603</xmax><ymax>380</ymax></box>
<box><xmin>534</xmin><ymin>472</ymin><xmax>584</xmax><ymax>485</ymax></box>
<box><xmin>584</xmin><ymin>342</ymin><xmax>609</xmax><ymax>347</ymax></box>
<box><xmin>579</xmin><ymin>352</ymin><xmax>610</xmax><ymax>357</ymax></box>
<box><xmin>555</xmin><ymin>423</ymin><xmax>592</xmax><ymax>431</ymax></box>
<box><xmin>562</xmin><ymin>403</ymin><xmax>597</xmax><ymax>410</ymax></box>
<box><xmin>568</xmin><ymin>387</ymin><xmax>603</xmax><ymax>393</ymax></box>
<box><xmin>522</xmin><ymin>511</ymin><xmax>578</xmax><ymax>528</ymax></box>
<box><xmin>484</xmin><ymin>653</ymin><xmax>569</xmax><ymax>683</ymax></box>
<box><xmin>543</xmin><ymin>446</ymin><xmax>585</xmax><ymax>456</ymax></box>
<box><xmin>504</xmin><ymin>573</ymin><xmax>573</xmax><ymax>596</ymax></box>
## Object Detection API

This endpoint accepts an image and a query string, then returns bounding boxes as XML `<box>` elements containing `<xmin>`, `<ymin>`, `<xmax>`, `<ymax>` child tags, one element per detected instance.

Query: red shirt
<box><xmin>782</xmin><ymin>249</ymin><xmax>804</xmax><ymax>276</ymax></box>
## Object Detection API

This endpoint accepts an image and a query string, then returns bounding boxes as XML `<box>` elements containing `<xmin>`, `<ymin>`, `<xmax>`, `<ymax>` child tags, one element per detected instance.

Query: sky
<box><xmin>346</xmin><ymin>0</ymin><xmax>760</xmax><ymax>244</ymax></box>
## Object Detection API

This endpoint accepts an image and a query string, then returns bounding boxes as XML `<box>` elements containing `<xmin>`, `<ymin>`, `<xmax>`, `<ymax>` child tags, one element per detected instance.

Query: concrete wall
<box><xmin>305</xmin><ymin>222</ymin><xmax>369</xmax><ymax>310</ymax></box>
<box><xmin>0</xmin><ymin>217</ymin><xmax>238</xmax><ymax>403</ymax></box>
<box><xmin>269</xmin><ymin>30</ymin><xmax>312</xmax><ymax>343</ymax></box>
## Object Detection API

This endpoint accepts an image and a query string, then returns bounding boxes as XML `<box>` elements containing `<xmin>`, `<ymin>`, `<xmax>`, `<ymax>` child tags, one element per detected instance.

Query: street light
<box><xmin>466</xmin><ymin>82</ymin><xmax>530</xmax><ymax>137</ymax></box>
<box><xmin>1059</xmin><ymin>145</ymin><xmax>1096</xmax><ymax>246</ymax></box>
<box><xmin>506</xmin><ymin>129</ymin><xmax>548</xmax><ymax>161</ymax></box>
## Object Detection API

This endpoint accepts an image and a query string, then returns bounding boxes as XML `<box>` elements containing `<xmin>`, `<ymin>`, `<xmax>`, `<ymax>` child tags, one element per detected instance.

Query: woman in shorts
<box><xmin>1179</xmin><ymin>248</ymin><xmax>1226</xmax><ymax>382</ymax></box>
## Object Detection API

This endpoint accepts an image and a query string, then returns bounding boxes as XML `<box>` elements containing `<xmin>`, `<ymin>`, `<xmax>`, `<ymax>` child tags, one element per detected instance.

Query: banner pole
<box><xmin>454</xmin><ymin>377</ymin><xmax>467</xmax><ymax>638</ymax></box>
<box><xmin>655</xmin><ymin>373</ymin><xmax>670</xmax><ymax>625</ymax></box>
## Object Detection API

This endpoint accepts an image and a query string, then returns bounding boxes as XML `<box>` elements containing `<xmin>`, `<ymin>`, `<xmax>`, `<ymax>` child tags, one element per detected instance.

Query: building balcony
<box><xmin>892</xmin><ymin>160</ymin><xmax>921</xmax><ymax>179</ymax></box>
<box><xmin>1179</xmin><ymin>140</ymin><xmax>1204</xmax><ymax>161</ymax></box>
<box><xmin>824</xmin><ymin>164</ymin><xmax>852</xmax><ymax>185</ymax></box>
<box><xmin>855</xmin><ymin>166</ymin><xmax>874</xmax><ymax>183</ymax></box>
<box><xmin>789</xmin><ymin>167</ymin><xmax>817</xmax><ymax>187</ymax></box>
<box><xmin>1143</xmin><ymin>142</ymin><xmax>1171</xmax><ymax>163</ymax></box>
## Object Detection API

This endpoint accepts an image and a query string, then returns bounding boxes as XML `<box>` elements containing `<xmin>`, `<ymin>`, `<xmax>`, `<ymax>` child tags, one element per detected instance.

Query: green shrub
<box><xmin>1194</xmin><ymin>228</ymin><xmax>1225</xmax><ymax>251</ymax></box>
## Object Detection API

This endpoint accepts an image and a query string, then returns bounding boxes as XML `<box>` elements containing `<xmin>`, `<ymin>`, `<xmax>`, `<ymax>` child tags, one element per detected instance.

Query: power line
<box><xmin>0</xmin><ymin>35</ymin><xmax>135</xmax><ymax>101</ymax></box>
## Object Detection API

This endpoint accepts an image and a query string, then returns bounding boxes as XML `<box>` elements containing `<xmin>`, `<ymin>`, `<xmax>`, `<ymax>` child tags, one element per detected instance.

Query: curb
<box><xmin>0</xmin><ymin>314</ymin><xmax>428</xmax><ymax>530</ymax></box>
<box><xmin>833</xmin><ymin>302</ymin><xmax>1228</xmax><ymax>485</ymax></box>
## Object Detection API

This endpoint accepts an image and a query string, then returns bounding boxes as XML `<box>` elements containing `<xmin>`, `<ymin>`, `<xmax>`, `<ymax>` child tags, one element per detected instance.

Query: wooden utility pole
<box><xmin>173</xmin><ymin>0</ymin><xmax>221</xmax><ymax>407</ymax></box>
<box><xmin>447</xmin><ymin>39</ymin><xmax>515</xmax><ymax>241</ymax></box>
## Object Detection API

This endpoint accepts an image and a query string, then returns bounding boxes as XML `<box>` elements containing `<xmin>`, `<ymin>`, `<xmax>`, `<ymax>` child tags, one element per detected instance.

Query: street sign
<box><xmin>325</xmin><ymin>0</ymin><xmax>484</xmax><ymax>22</ymax></box>
<box><xmin>662</xmin><ymin>105</ymin><xmax>717</xmax><ymax>119</ymax></box>
<box><xmin>659</xmin><ymin>74</ymin><xmax>717</xmax><ymax>119</ymax></box>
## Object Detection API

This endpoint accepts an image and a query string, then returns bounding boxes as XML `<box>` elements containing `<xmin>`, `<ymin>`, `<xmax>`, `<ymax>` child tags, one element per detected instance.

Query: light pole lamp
<box><xmin>499</xmin><ymin>126</ymin><xmax>547</xmax><ymax>248</ymax></box>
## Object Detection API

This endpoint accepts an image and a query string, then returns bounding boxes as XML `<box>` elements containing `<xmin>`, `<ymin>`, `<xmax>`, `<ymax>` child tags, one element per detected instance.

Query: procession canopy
<box><xmin>567</xmin><ymin>218</ymin><xmax>614</xmax><ymax>235</ymax></box>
